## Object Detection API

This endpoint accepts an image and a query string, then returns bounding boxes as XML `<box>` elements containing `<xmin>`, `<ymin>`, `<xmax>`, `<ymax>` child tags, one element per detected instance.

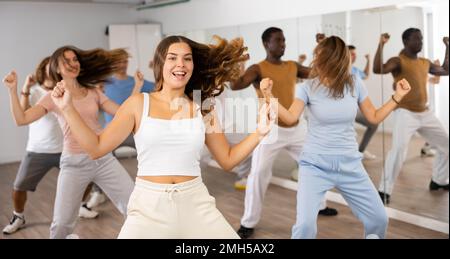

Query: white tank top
<box><xmin>134</xmin><ymin>93</ymin><xmax>205</xmax><ymax>177</ymax></box>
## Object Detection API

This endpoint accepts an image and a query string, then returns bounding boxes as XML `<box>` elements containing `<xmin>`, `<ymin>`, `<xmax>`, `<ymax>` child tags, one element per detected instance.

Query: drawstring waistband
<box><xmin>135</xmin><ymin>177</ymin><xmax>202</xmax><ymax>194</ymax></box>
<box><xmin>135</xmin><ymin>177</ymin><xmax>202</xmax><ymax>211</ymax></box>
<box><xmin>166</xmin><ymin>186</ymin><xmax>180</xmax><ymax>202</ymax></box>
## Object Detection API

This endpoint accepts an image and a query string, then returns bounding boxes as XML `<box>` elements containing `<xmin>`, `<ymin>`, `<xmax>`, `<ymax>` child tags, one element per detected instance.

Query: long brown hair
<box><xmin>35</xmin><ymin>56</ymin><xmax>51</xmax><ymax>86</ymax></box>
<box><xmin>310</xmin><ymin>36</ymin><xmax>354</xmax><ymax>99</ymax></box>
<box><xmin>152</xmin><ymin>35</ymin><xmax>248</xmax><ymax>114</ymax></box>
<box><xmin>49</xmin><ymin>45</ymin><xmax>129</xmax><ymax>88</ymax></box>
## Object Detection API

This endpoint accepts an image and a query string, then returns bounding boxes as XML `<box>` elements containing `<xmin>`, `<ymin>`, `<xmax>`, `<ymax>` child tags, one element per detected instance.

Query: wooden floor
<box><xmin>273</xmin><ymin>130</ymin><xmax>449</xmax><ymax>223</ymax></box>
<box><xmin>0</xmin><ymin>156</ymin><xmax>447</xmax><ymax>239</ymax></box>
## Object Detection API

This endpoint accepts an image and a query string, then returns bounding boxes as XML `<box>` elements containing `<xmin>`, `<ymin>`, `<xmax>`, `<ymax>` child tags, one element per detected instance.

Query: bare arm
<box><xmin>52</xmin><ymin>81</ymin><xmax>138</xmax><ymax>159</ymax></box>
<box><xmin>10</xmin><ymin>92</ymin><xmax>47</xmax><ymax>126</ymax></box>
<box><xmin>298</xmin><ymin>54</ymin><xmax>307</xmax><ymax>65</ymax></box>
<box><xmin>363</xmin><ymin>54</ymin><xmax>371</xmax><ymax>79</ymax></box>
<box><xmin>429</xmin><ymin>60</ymin><xmax>441</xmax><ymax>84</ymax></box>
<box><xmin>276</xmin><ymin>99</ymin><xmax>305</xmax><ymax>126</ymax></box>
<box><xmin>132</xmin><ymin>70</ymin><xmax>145</xmax><ymax>95</ymax></box>
<box><xmin>373</xmin><ymin>33</ymin><xmax>401</xmax><ymax>74</ymax></box>
<box><xmin>260</xmin><ymin>78</ymin><xmax>304</xmax><ymax>126</ymax></box>
<box><xmin>230</xmin><ymin>64</ymin><xmax>261</xmax><ymax>91</ymax></box>
<box><xmin>296</xmin><ymin>62</ymin><xmax>311</xmax><ymax>79</ymax></box>
<box><xmin>374</xmin><ymin>55</ymin><xmax>400</xmax><ymax>75</ymax></box>
<box><xmin>359</xmin><ymin>79</ymin><xmax>411</xmax><ymax>124</ymax></box>
<box><xmin>101</xmin><ymin>99</ymin><xmax>120</xmax><ymax>116</ymax></box>
<box><xmin>19</xmin><ymin>74</ymin><xmax>36</xmax><ymax>110</ymax></box>
<box><xmin>206</xmin><ymin>132</ymin><xmax>261</xmax><ymax>172</ymax></box>
<box><xmin>3</xmin><ymin>71</ymin><xmax>46</xmax><ymax>126</ymax></box>
<box><xmin>205</xmin><ymin>79</ymin><xmax>273</xmax><ymax>171</ymax></box>
<box><xmin>430</xmin><ymin>37</ymin><xmax>449</xmax><ymax>76</ymax></box>
<box><xmin>19</xmin><ymin>91</ymin><xmax>31</xmax><ymax>110</ymax></box>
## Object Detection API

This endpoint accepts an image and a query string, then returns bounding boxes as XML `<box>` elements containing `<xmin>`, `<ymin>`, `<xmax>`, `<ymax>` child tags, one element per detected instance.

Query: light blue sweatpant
<box><xmin>292</xmin><ymin>152</ymin><xmax>388</xmax><ymax>239</ymax></box>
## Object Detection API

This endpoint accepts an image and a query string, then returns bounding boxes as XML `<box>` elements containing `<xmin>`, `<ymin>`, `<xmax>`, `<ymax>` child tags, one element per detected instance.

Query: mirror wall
<box><xmin>181</xmin><ymin>0</ymin><xmax>448</xmax><ymax>235</ymax></box>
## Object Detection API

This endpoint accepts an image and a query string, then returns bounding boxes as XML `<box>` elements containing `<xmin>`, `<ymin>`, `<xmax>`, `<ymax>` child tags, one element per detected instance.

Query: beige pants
<box><xmin>118</xmin><ymin>177</ymin><xmax>239</xmax><ymax>239</ymax></box>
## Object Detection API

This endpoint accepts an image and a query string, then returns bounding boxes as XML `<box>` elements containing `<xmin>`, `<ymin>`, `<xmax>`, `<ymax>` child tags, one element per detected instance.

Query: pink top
<box><xmin>37</xmin><ymin>88</ymin><xmax>109</xmax><ymax>154</ymax></box>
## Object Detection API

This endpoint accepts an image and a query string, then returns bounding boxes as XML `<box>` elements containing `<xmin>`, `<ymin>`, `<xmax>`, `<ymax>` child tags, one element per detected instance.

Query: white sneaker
<box><xmin>234</xmin><ymin>177</ymin><xmax>247</xmax><ymax>190</ymax></box>
<box><xmin>421</xmin><ymin>146</ymin><xmax>437</xmax><ymax>157</ymax></box>
<box><xmin>2</xmin><ymin>214</ymin><xmax>26</xmax><ymax>234</ymax></box>
<box><xmin>78</xmin><ymin>204</ymin><xmax>99</xmax><ymax>219</ymax></box>
<box><xmin>66</xmin><ymin>234</ymin><xmax>80</xmax><ymax>239</ymax></box>
<box><xmin>363</xmin><ymin>151</ymin><xmax>377</xmax><ymax>160</ymax></box>
<box><xmin>86</xmin><ymin>191</ymin><xmax>107</xmax><ymax>208</ymax></box>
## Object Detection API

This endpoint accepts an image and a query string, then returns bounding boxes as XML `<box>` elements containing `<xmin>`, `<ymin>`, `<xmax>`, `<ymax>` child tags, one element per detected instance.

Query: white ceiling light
<box><xmin>136</xmin><ymin>0</ymin><xmax>190</xmax><ymax>10</ymax></box>
<box><xmin>93</xmin><ymin>0</ymin><xmax>144</xmax><ymax>3</ymax></box>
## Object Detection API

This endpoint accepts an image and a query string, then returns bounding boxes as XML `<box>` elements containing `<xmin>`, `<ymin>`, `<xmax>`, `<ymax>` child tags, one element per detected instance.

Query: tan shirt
<box><xmin>258</xmin><ymin>60</ymin><xmax>298</xmax><ymax>127</ymax></box>
<box><xmin>394</xmin><ymin>54</ymin><xmax>430</xmax><ymax>112</ymax></box>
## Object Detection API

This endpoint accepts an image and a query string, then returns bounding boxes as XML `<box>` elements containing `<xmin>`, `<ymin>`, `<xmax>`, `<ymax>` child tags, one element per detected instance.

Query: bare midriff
<box><xmin>137</xmin><ymin>175</ymin><xmax>198</xmax><ymax>184</ymax></box>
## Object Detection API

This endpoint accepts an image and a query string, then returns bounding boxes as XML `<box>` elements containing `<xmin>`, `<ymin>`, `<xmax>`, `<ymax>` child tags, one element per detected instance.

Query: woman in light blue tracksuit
<box><xmin>260</xmin><ymin>36</ymin><xmax>412</xmax><ymax>239</ymax></box>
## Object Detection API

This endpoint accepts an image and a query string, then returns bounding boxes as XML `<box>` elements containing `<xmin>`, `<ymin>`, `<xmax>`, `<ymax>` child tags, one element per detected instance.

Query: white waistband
<box><xmin>135</xmin><ymin>177</ymin><xmax>202</xmax><ymax>193</ymax></box>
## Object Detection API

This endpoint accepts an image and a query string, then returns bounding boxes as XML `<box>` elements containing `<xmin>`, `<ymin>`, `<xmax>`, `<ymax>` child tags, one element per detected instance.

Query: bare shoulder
<box><xmin>122</xmin><ymin>93</ymin><xmax>144</xmax><ymax>113</ymax></box>
<box><xmin>389</xmin><ymin>56</ymin><xmax>401</xmax><ymax>64</ymax></box>
<box><xmin>247</xmin><ymin>64</ymin><xmax>262</xmax><ymax>84</ymax></box>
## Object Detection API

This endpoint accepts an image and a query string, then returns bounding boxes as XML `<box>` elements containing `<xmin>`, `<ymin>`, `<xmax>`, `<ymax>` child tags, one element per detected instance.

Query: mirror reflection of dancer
<box><xmin>264</xmin><ymin>36</ymin><xmax>411</xmax><ymax>239</ymax></box>
<box><xmin>374</xmin><ymin>29</ymin><xmax>449</xmax><ymax>204</ymax></box>
<box><xmin>348</xmin><ymin>45</ymin><xmax>379</xmax><ymax>160</ymax></box>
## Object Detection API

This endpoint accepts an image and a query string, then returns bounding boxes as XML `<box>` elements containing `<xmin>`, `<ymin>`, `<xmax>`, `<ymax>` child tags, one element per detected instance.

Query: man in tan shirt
<box><xmin>374</xmin><ymin>28</ymin><xmax>449</xmax><ymax>204</ymax></box>
<box><xmin>231</xmin><ymin>27</ymin><xmax>337</xmax><ymax>239</ymax></box>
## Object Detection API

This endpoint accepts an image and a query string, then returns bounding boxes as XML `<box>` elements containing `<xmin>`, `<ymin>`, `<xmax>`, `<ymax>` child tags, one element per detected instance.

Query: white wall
<box><xmin>432</xmin><ymin>1</ymin><xmax>449</xmax><ymax>132</ymax></box>
<box><xmin>0</xmin><ymin>2</ymin><xmax>140</xmax><ymax>163</ymax></box>
<box><xmin>322</xmin><ymin>12</ymin><xmax>347</xmax><ymax>40</ymax></box>
<box><xmin>137</xmin><ymin>0</ymin><xmax>424</xmax><ymax>35</ymax></box>
<box><xmin>108</xmin><ymin>24</ymin><xmax>162</xmax><ymax>81</ymax></box>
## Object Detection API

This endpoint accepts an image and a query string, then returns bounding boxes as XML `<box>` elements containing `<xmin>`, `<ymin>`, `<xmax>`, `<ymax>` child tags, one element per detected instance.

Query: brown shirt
<box><xmin>257</xmin><ymin>60</ymin><xmax>298</xmax><ymax>127</ymax></box>
<box><xmin>394</xmin><ymin>54</ymin><xmax>430</xmax><ymax>112</ymax></box>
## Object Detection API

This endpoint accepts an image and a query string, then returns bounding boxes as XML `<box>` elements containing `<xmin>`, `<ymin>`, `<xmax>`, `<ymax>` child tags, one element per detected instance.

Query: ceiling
<box><xmin>0</xmin><ymin>0</ymin><xmax>144</xmax><ymax>4</ymax></box>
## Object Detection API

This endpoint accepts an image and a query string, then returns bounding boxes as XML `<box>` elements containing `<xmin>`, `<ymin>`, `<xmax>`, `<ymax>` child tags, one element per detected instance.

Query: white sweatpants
<box><xmin>380</xmin><ymin>108</ymin><xmax>449</xmax><ymax>194</ymax></box>
<box><xmin>118</xmin><ymin>177</ymin><xmax>239</xmax><ymax>239</ymax></box>
<box><xmin>241</xmin><ymin>121</ymin><xmax>328</xmax><ymax>228</ymax></box>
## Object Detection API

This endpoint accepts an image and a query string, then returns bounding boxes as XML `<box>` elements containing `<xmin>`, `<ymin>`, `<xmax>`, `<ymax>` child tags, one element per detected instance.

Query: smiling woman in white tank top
<box><xmin>50</xmin><ymin>35</ymin><xmax>274</xmax><ymax>238</ymax></box>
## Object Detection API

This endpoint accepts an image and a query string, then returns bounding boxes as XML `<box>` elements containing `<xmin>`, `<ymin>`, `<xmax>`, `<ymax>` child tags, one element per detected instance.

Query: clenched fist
<box><xmin>51</xmin><ymin>80</ymin><xmax>73</xmax><ymax>110</ymax></box>
<box><xmin>3</xmin><ymin>71</ymin><xmax>18</xmax><ymax>91</ymax></box>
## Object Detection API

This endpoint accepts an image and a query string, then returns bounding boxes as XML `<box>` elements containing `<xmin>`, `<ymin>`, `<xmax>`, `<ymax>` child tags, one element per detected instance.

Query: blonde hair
<box><xmin>310</xmin><ymin>36</ymin><xmax>354</xmax><ymax>99</ymax></box>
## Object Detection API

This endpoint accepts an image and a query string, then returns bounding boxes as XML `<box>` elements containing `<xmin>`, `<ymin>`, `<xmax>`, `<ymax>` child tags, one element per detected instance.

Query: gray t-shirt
<box><xmin>295</xmin><ymin>76</ymin><xmax>368</xmax><ymax>155</ymax></box>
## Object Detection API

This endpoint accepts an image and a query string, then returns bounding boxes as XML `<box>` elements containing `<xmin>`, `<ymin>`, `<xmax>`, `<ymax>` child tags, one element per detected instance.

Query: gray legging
<box><xmin>355</xmin><ymin>110</ymin><xmax>379</xmax><ymax>153</ymax></box>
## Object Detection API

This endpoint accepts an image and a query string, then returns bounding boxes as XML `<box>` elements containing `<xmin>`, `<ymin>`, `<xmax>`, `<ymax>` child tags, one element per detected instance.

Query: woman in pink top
<box><xmin>3</xmin><ymin>46</ymin><xmax>135</xmax><ymax>239</ymax></box>
<box><xmin>50</xmin><ymin>36</ymin><xmax>273</xmax><ymax>238</ymax></box>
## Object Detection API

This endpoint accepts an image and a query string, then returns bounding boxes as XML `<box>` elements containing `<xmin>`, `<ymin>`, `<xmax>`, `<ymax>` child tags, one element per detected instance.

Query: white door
<box><xmin>108</xmin><ymin>23</ymin><xmax>162</xmax><ymax>82</ymax></box>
